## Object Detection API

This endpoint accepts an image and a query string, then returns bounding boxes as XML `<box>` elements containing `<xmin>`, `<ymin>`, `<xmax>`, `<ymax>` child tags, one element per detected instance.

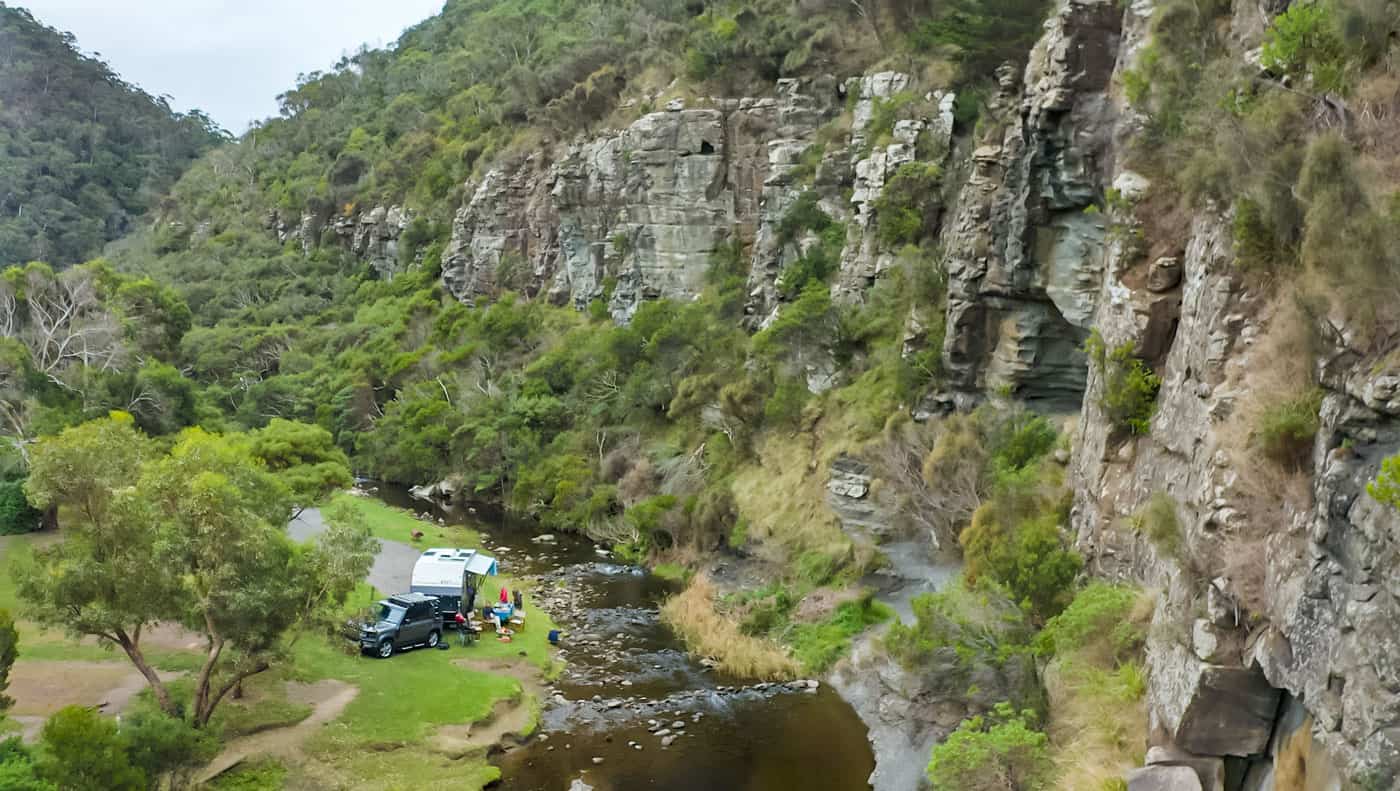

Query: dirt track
<box><xmin>198</xmin><ymin>679</ymin><xmax>359</xmax><ymax>782</ymax></box>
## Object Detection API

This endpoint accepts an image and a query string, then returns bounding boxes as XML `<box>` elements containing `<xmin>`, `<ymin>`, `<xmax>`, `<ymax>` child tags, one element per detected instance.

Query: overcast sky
<box><xmin>24</xmin><ymin>0</ymin><xmax>446</xmax><ymax>134</ymax></box>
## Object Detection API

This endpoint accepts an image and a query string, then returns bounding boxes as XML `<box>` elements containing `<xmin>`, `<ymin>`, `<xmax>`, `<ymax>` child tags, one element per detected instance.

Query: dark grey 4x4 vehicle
<box><xmin>350</xmin><ymin>593</ymin><xmax>441</xmax><ymax>658</ymax></box>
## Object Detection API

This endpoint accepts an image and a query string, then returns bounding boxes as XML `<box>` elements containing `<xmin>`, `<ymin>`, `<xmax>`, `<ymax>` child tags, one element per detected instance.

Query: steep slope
<box><xmin>0</xmin><ymin>4</ymin><xmax>224</xmax><ymax>267</ymax></box>
<box><xmin>939</xmin><ymin>0</ymin><xmax>1400</xmax><ymax>784</ymax></box>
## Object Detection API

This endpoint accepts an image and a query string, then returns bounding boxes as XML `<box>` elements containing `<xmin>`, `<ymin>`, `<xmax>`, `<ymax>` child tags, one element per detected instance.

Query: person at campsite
<box><xmin>499</xmin><ymin>586</ymin><xmax>509</xmax><ymax>605</ymax></box>
<box><xmin>513</xmin><ymin>589</ymin><xmax>523</xmax><ymax>611</ymax></box>
<box><xmin>464</xmin><ymin>583</ymin><xmax>477</xmax><ymax>614</ymax></box>
<box><xmin>454</xmin><ymin>610</ymin><xmax>468</xmax><ymax>645</ymax></box>
<box><xmin>487</xmin><ymin>610</ymin><xmax>502</xmax><ymax>631</ymax></box>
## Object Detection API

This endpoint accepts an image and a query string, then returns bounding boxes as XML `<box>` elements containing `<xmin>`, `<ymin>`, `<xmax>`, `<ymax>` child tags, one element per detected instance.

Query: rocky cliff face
<box><xmin>270</xmin><ymin>204</ymin><xmax>414</xmax><ymax>279</ymax></box>
<box><xmin>291</xmin><ymin>73</ymin><xmax>958</xmax><ymax>327</ymax></box>
<box><xmin>439</xmin><ymin>78</ymin><xmax>845</xmax><ymax>321</ymax></box>
<box><xmin>949</xmin><ymin>0</ymin><xmax>1400</xmax><ymax>785</ymax></box>
<box><xmin>937</xmin><ymin>0</ymin><xmax>1122</xmax><ymax>413</ymax></box>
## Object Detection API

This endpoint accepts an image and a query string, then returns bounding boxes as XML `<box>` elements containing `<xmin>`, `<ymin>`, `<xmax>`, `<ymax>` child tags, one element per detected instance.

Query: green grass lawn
<box><xmin>214</xmin><ymin>691</ymin><xmax>315</xmax><ymax>739</ymax></box>
<box><xmin>207</xmin><ymin>759</ymin><xmax>286</xmax><ymax>791</ymax></box>
<box><xmin>280</xmin><ymin>574</ymin><xmax>562</xmax><ymax>789</ymax></box>
<box><xmin>325</xmin><ymin>494</ymin><xmax>482</xmax><ymax>546</ymax></box>
<box><xmin>651</xmin><ymin>562</ymin><xmax>692</xmax><ymax>583</ymax></box>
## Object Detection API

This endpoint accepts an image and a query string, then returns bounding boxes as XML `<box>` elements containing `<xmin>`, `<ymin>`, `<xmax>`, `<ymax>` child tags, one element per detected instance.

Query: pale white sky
<box><xmin>23</xmin><ymin>0</ymin><xmax>446</xmax><ymax>134</ymax></box>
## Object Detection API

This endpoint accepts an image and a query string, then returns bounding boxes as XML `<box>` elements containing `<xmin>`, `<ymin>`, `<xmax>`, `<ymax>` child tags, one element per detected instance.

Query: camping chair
<box><xmin>461</xmin><ymin>620</ymin><xmax>480</xmax><ymax>646</ymax></box>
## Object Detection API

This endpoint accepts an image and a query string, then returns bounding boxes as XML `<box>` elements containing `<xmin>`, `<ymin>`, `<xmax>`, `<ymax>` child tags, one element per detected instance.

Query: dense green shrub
<box><xmin>763</xmin><ymin>376</ymin><xmax>811</xmax><ymax>427</ymax></box>
<box><xmin>907</xmin><ymin>0</ymin><xmax>1053</xmax><ymax>81</ymax></box>
<box><xmin>36</xmin><ymin>706</ymin><xmax>145</xmax><ymax>791</ymax></box>
<box><xmin>777</xmin><ymin>190</ymin><xmax>833</xmax><ymax>244</ymax></box>
<box><xmin>1369</xmin><ymin>454</ymin><xmax>1400</xmax><ymax>512</ymax></box>
<box><xmin>774</xmin><ymin>191</ymin><xmax>846</xmax><ymax>296</ymax></box>
<box><xmin>985</xmin><ymin>413</ymin><xmax>1058</xmax><ymax>484</ymax></box>
<box><xmin>0</xmin><ymin>480</ymin><xmax>40</xmax><ymax>535</ymax></box>
<box><xmin>926</xmin><ymin>702</ymin><xmax>1052</xmax><ymax>791</ymax></box>
<box><xmin>873</xmin><ymin>162</ymin><xmax>942</xmax><ymax>247</ymax></box>
<box><xmin>1260</xmin><ymin>1</ymin><xmax>1350</xmax><ymax>94</ymax></box>
<box><xmin>0</xmin><ymin>738</ymin><xmax>52</xmax><ymax>791</ymax></box>
<box><xmin>1085</xmin><ymin>331</ymin><xmax>1161</xmax><ymax>436</ymax></box>
<box><xmin>1252</xmin><ymin>388</ymin><xmax>1324</xmax><ymax>469</ymax></box>
<box><xmin>120</xmin><ymin>706</ymin><xmax>219</xmax><ymax>785</ymax></box>
<box><xmin>884</xmin><ymin>578</ymin><xmax>1035</xmax><ymax>673</ymax></box>
<box><xmin>0</xmin><ymin>609</ymin><xmax>15</xmax><ymax>713</ymax></box>
<box><xmin>1034</xmin><ymin>583</ymin><xmax>1145</xmax><ymax>659</ymax></box>
<box><xmin>1232</xmin><ymin>197</ymin><xmax>1294</xmax><ymax>270</ymax></box>
<box><xmin>961</xmin><ymin>510</ymin><xmax>1083</xmax><ymax>623</ymax></box>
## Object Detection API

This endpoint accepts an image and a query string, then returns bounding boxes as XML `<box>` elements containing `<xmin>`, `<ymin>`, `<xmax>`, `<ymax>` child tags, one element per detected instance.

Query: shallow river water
<box><xmin>373</xmin><ymin>486</ymin><xmax>876</xmax><ymax>791</ymax></box>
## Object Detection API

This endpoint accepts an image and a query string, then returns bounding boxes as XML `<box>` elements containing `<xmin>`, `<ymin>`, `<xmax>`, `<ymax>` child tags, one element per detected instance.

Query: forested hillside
<box><xmin>0</xmin><ymin>4</ymin><xmax>223</xmax><ymax>267</ymax></box>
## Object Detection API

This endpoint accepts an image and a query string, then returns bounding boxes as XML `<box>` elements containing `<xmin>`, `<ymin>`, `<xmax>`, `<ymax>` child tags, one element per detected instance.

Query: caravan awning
<box><xmin>465</xmin><ymin>553</ymin><xmax>498</xmax><ymax>576</ymax></box>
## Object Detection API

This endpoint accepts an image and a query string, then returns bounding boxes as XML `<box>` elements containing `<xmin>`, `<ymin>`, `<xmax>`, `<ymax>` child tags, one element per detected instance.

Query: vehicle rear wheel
<box><xmin>426</xmin><ymin>630</ymin><xmax>440</xmax><ymax>649</ymax></box>
<box><xmin>377</xmin><ymin>639</ymin><xmax>394</xmax><ymax>659</ymax></box>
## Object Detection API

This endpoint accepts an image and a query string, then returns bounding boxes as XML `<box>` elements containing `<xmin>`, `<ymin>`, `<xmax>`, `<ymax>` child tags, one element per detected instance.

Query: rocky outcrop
<box><xmin>430</xmin><ymin>72</ymin><xmax>956</xmax><ymax>325</ymax></box>
<box><xmin>439</xmin><ymin>79</ymin><xmax>846</xmax><ymax>321</ymax></box>
<box><xmin>271</xmin><ymin>204</ymin><xmax>414</xmax><ymax>278</ymax></box>
<box><xmin>831</xmin><ymin>76</ymin><xmax>956</xmax><ymax>305</ymax></box>
<box><xmin>830</xmin><ymin>588</ymin><xmax>1040</xmax><ymax>791</ymax></box>
<box><xmin>938</xmin><ymin>0</ymin><xmax>1123</xmax><ymax>411</ymax></box>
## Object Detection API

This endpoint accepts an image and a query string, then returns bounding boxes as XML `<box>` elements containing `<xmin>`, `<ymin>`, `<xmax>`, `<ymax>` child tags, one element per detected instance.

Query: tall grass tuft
<box><xmin>660</xmin><ymin>574</ymin><xmax>800</xmax><ymax>680</ymax></box>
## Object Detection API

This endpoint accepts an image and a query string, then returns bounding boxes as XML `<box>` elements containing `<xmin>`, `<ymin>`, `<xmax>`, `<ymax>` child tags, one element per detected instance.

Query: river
<box><xmin>370</xmin><ymin>485</ymin><xmax>877</xmax><ymax>791</ymax></box>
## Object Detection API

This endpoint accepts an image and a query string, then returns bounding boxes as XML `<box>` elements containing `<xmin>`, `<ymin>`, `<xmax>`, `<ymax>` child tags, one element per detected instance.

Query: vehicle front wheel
<box><xmin>426</xmin><ymin>630</ymin><xmax>440</xmax><ymax>649</ymax></box>
<box><xmin>377</xmin><ymin>639</ymin><xmax>394</xmax><ymax>659</ymax></box>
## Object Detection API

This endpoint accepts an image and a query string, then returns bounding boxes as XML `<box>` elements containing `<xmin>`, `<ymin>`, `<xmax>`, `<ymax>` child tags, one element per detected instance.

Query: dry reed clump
<box><xmin>1046</xmin><ymin>590</ymin><xmax>1156</xmax><ymax>791</ymax></box>
<box><xmin>659</xmin><ymin>574</ymin><xmax>800</xmax><ymax>681</ymax></box>
<box><xmin>1274</xmin><ymin>720</ymin><xmax>1312</xmax><ymax>791</ymax></box>
<box><xmin>1219</xmin><ymin>288</ymin><xmax>1317</xmax><ymax>612</ymax></box>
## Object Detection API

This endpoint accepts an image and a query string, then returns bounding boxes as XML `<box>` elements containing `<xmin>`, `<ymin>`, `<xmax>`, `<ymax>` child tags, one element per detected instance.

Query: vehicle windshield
<box><xmin>377</xmin><ymin>603</ymin><xmax>406</xmax><ymax>624</ymax></box>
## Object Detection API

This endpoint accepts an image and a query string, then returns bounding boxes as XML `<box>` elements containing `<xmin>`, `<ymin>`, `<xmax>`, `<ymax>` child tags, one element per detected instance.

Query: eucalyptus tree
<box><xmin>18</xmin><ymin>413</ymin><xmax>374</xmax><ymax>726</ymax></box>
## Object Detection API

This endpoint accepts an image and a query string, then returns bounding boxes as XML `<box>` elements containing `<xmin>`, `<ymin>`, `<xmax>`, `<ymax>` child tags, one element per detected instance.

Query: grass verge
<box><xmin>788</xmin><ymin>595</ymin><xmax>893</xmax><ymax>673</ymax></box>
<box><xmin>324</xmin><ymin>493</ymin><xmax>482</xmax><ymax>546</ymax></box>
<box><xmin>1037</xmin><ymin>584</ymin><xmax>1155</xmax><ymax>789</ymax></box>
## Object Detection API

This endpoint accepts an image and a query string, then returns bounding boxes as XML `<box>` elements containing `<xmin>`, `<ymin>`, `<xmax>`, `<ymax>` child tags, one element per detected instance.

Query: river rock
<box><xmin>1149</xmin><ymin>648</ymin><xmax>1280</xmax><ymax>757</ymax></box>
<box><xmin>1145</xmin><ymin>745</ymin><xmax>1226</xmax><ymax>791</ymax></box>
<box><xmin>568</xmin><ymin>779</ymin><xmax>593</xmax><ymax>791</ymax></box>
<box><xmin>1147</xmin><ymin>257</ymin><xmax>1183</xmax><ymax>292</ymax></box>
<box><xmin>591</xmin><ymin>756</ymin><xmax>604</xmax><ymax>765</ymax></box>
<box><xmin>661</xmin><ymin>734</ymin><xmax>678</xmax><ymax>747</ymax></box>
<box><xmin>1127</xmin><ymin>765</ymin><xmax>1203</xmax><ymax>791</ymax></box>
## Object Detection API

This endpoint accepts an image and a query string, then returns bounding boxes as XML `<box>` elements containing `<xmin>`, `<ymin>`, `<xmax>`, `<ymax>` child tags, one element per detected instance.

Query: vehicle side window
<box><xmin>407</xmin><ymin>603</ymin><xmax>422</xmax><ymax>620</ymax></box>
